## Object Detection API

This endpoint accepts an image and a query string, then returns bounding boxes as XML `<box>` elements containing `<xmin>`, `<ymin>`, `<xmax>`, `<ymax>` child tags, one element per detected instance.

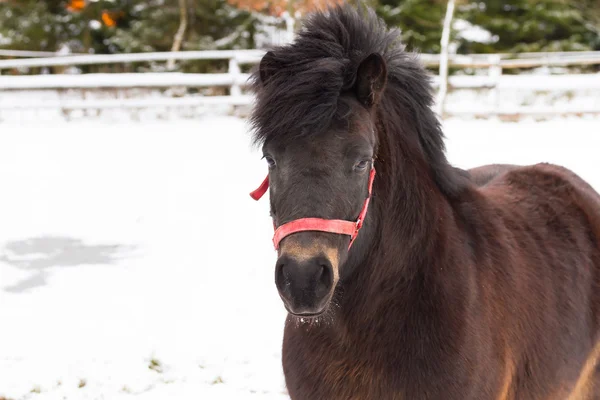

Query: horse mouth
<box><xmin>284</xmin><ymin>304</ymin><xmax>328</xmax><ymax>318</ymax></box>
<box><xmin>289</xmin><ymin>310</ymin><xmax>324</xmax><ymax>318</ymax></box>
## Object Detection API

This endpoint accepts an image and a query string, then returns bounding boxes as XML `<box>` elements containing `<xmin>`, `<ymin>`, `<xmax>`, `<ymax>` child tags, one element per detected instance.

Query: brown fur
<box><xmin>279</xmin><ymin>163</ymin><xmax>600</xmax><ymax>400</ymax></box>
<box><xmin>567</xmin><ymin>341</ymin><xmax>600</xmax><ymax>400</ymax></box>
<box><xmin>249</xmin><ymin>5</ymin><xmax>600</xmax><ymax>399</ymax></box>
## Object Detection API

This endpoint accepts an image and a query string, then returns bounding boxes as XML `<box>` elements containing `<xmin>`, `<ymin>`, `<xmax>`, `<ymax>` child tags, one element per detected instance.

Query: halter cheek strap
<box><xmin>250</xmin><ymin>168</ymin><xmax>376</xmax><ymax>250</ymax></box>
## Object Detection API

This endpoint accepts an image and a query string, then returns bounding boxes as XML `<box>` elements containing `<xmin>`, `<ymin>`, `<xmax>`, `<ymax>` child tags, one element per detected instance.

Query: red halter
<box><xmin>250</xmin><ymin>168</ymin><xmax>376</xmax><ymax>250</ymax></box>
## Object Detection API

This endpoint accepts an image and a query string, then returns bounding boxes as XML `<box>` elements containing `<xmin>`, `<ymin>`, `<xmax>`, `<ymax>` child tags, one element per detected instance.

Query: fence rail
<box><xmin>0</xmin><ymin>96</ymin><xmax>254</xmax><ymax>110</ymax></box>
<box><xmin>0</xmin><ymin>49</ymin><xmax>73</xmax><ymax>58</ymax></box>
<box><xmin>2</xmin><ymin>72</ymin><xmax>599</xmax><ymax>91</ymax></box>
<box><xmin>1</xmin><ymin>49</ymin><xmax>599</xmax><ymax>118</ymax></box>
<box><xmin>0</xmin><ymin>50</ymin><xmax>265</xmax><ymax>70</ymax></box>
<box><xmin>1</xmin><ymin>50</ymin><xmax>600</xmax><ymax>71</ymax></box>
<box><xmin>0</xmin><ymin>73</ymin><xmax>251</xmax><ymax>90</ymax></box>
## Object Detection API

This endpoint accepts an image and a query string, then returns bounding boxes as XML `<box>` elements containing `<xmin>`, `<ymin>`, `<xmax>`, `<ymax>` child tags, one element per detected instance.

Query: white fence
<box><xmin>1</xmin><ymin>50</ymin><xmax>599</xmax><ymax>117</ymax></box>
<box><xmin>0</xmin><ymin>49</ymin><xmax>75</xmax><ymax>58</ymax></box>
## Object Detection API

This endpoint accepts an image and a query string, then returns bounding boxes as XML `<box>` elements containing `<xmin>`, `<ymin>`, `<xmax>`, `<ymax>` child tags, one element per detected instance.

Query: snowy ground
<box><xmin>0</xmin><ymin>115</ymin><xmax>599</xmax><ymax>399</ymax></box>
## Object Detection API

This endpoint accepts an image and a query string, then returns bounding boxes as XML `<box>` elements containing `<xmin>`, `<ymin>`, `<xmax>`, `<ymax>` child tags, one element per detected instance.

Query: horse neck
<box><xmin>340</xmin><ymin>128</ymin><xmax>460</xmax><ymax>320</ymax></box>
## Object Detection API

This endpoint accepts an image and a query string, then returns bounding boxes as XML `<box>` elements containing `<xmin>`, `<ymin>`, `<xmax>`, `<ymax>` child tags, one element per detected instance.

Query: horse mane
<box><xmin>250</xmin><ymin>3</ymin><xmax>469</xmax><ymax>198</ymax></box>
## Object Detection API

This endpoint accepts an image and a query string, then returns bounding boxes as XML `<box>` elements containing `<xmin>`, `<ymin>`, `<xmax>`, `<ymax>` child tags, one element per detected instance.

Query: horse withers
<box><xmin>250</xmin><ymin>5</ymin><xmax>600</xmax><ymax>399</ymax></box>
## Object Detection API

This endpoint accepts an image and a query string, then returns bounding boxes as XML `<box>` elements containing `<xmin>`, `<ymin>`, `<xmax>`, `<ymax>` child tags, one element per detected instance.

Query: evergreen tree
<box><xmin>456</xmin><ymin>0</ymin><xmax>600</xmax><ymax>53</ymax></box>
<box><xmin>184</xmin><ymin>0</ymin><xmax>260</xmax><ymax>51</ymax></box>
<box><xmin>0</xmin><ymin>0</ymin><xmax>261</xmax><ymax>73</ymax></box>
<box><xmin>1</xmin><ymin>0</ymin><xmax>598</xmax><ymax>66</ymax></box>
<box><xmin>0</xmin><ymin>0</ymin><xmax>86</xmax><ymax>53</ymax></box>
<box><xmin>98</xmin><ymin>0</ymin><xmax>259</xmax><ymax>54</ymax></box>
<box><xmin>376</xmin><ymin>0</ymin><xmax>448</xmax><ymax>53</ymax></box>
<box><xmin>0</xmin><ymin>0</ymin><xmax>259</xmax><ymax>55</ymax></box>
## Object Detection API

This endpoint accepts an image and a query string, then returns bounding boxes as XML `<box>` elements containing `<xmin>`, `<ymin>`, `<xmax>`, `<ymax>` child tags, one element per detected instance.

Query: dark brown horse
<box><xmin>249</xmin><ymin>5</ymin><xmax>600</xmax><ymax>399</ymax></box>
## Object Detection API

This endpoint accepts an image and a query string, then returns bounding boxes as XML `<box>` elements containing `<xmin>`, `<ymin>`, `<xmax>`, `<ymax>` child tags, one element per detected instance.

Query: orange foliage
<box><xmin>228</xmin><ymin>0</ymin><xmax>342</xmax><ymax>16</ymax></box>
<box><xmin>101</xmin><ymin>10</ymin><xmax>124</xmax><ymax>27</ymax></box>
<box><xmin>66</xmin><ymin>0</ymin><xmax>86</xmax><ymax>12</ymax></box>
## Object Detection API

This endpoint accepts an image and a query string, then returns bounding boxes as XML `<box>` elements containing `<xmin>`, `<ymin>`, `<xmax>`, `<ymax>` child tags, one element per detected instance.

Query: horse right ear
<box><xmin>259</xmin><ymin>51</ymin><xmax>281</xmax><ymax>84</ymax></box>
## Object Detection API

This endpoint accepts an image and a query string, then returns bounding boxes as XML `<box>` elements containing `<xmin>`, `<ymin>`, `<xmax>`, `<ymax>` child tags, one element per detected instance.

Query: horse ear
<box><xmin>259</xmin><ymin>51</ymin><xmax>281</xmax><ymax>84</ymax></box>
<box><xmin>355</xmin><ymin>53</ymin><xmax>387</xmax><ymax>107</ymax></box>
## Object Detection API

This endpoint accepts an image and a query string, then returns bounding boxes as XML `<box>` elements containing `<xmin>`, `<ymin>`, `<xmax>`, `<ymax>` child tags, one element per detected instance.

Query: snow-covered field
<box><xmin>0</xmin><ymin>115</ymin><xmax>599</xmax><ymax>399</ymax></box>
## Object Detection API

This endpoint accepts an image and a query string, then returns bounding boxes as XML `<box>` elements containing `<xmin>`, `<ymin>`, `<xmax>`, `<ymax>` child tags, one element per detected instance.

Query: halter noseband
<box><xmin>250</xmin><ymin>168</ymin><xmax>376</xmax><ymax>250</ymax></box>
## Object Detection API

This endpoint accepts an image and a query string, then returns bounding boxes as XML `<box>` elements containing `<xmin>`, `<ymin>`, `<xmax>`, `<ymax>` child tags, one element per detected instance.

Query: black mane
<box><xmin>250</xmin><ymin>3</ymin><xmax>468</xmax><ymax>198</ymax></box>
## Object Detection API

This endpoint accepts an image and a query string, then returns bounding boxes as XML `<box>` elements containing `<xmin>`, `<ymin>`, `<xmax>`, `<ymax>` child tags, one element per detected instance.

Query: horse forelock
<box><xmin>249</xmin><ymin>4</ymin><xmax>402</xmax><ymax>146</ymax></box>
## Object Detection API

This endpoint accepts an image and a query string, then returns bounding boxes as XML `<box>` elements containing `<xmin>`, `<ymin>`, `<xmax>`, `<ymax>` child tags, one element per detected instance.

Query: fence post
<box><xmin>436</xmin><ymin>0</ymin><xmax>455</xmax><ymax>118</ymax></box>
<box><xmin>488</xmin><ymin>54</ymin><xmax>502</xmax><ymax>109</ymax></box>
<box><xmin>282</xmin><ymin>11</ymin><xmax>296</xmax><ymax>44</ymax></box>
<box><xmin>229</xmin><ymin>57</ymin><xmax>242</xmax><ymax>97</ymax></box>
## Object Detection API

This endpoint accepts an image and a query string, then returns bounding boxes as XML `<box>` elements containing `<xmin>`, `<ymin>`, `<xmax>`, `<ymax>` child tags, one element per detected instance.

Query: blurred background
<box><xmin>1</xmin><ymin>0</ymin><xmax>600</xmax><ymax>118</ymax></box>
<box><xmin>0</xmin><ymin>1</ymin><xmax>599</xmax><ymax>399</ymax></box>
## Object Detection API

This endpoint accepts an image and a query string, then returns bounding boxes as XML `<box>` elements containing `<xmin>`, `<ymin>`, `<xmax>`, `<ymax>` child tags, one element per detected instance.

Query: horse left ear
<box><xmin>355</xmin><ymin>53</ymin><xmax>387</xmax><ymax>108</ymax></box>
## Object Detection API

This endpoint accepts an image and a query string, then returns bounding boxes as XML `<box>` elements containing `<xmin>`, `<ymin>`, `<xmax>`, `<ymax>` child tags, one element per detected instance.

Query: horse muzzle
<box><xmin>274</xmin><ymin>236</ymin><xmax>340</xmax><ymax>316</ymax></box>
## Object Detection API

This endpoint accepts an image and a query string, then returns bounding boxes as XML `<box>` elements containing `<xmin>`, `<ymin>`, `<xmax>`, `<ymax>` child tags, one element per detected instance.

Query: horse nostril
<box><xmin>316</xmin><ymin>261</ymin><xmax>333</xmax><ymax>294</ymax></box>
<box><xmin>275</xmin><ymin>258</ymin><xmax>289</xmax><ymax>292</ymax></box>
<box><xmin>316</xmin><ymin>265</ymin><xmax>324</xmax><ymax>280</ymax></box>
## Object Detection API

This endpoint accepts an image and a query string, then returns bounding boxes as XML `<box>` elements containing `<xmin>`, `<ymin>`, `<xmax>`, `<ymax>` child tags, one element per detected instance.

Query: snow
<box><xmin>0</xmin><ymin>34</ymin><xmax>10</xmax><ymax>46</ymax></box>
<box><xmin>88</xmin><ymin>20</ymin><xmax>102</xmax><ymax>30</ymax></box>
<box><xmin>0</xmin><ymin>117</ymin><xmax>287</xmax><ymax>399</ymax></box>
<box><xmin>0</xmin><ymin>115</ymin><xmax>599</xmax><ymax>399</ymax></box>
<box><xmin>453</xmin><ymin>19</ymin><xmax>497</xmax><ymax>44</ymax></box>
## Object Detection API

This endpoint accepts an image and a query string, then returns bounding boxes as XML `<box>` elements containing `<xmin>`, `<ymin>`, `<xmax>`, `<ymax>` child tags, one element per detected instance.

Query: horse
<box><xmin>249</xmin><ymin>4</ymin><xmax>600</xmax><ymax>399</ymax></box>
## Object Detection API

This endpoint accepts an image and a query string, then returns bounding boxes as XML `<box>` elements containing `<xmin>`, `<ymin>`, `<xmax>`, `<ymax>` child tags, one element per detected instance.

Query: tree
<box><xmin>1</xmin><ymin>0</ymin><xmax>598</xmax><ymax>66</ymax></box>
<box><xmin>456</xmin><ymin>0</ymin><xmax>600</xmax><ymax>54</ymax></box>
<box><xmin>100</xmin><ymin>0</ymin><xmax>261</xmax><ymax>72</ymax></box>
<box><xmin>0</xmin><ymin>0</ymin><xmax>260</xmax><ymax>54</ymax></box>
<box><xmin>0</xmin><ymin>0</ymin><xmax>262</xmax><ymax>74</ymax></box>
<box><xmin>566</xmin><ymin>0</ymin><xmax>600</xmax><ymax>41</ymax></box>
<box><xmin>167</xmin><ymin>0</ymin><xmax>189</xmax><ymax>70</ymax></box>
<box><xmin>0</xmin><ymin>0</ymin><xmax>83</xmax><ymax>53</ymax></box>
<box><xmin>376</xmin><ymin>0</ymin><xmax>449</xmax><ymax>53</ymax></box>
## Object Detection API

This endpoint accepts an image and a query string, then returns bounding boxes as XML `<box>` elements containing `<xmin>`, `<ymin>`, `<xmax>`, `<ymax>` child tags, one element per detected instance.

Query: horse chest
<box><xmin>282</xmin><ymin>324</ymin><xmax>402</xmax><ymax>400</ymax></box>
<box><xmin>281</xmin><ymin>318</ymin><xmax>498</xmax><ymax>400</ymax></box>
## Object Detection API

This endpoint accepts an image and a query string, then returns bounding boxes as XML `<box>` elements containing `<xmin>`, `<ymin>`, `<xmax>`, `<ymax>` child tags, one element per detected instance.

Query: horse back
<box><xmin>469</xmin><ymin>164</ymin><xmax>519</xmax><ymax>187</ymax></box>
<box><xmin>475</xmin><ymin>162</ymin><xmax>600</xmax><ymax>399</ymax></box>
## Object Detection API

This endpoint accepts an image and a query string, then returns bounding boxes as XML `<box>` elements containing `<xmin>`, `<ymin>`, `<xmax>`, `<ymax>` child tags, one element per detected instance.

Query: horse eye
<box><xmin>354</xmin><ymin>160</ymin><xmax>370</xmax><ymax>171</ymax></box>
<box><xmin>265</xmin><ymin>156</ymin><xmax>276</xmax><ymax>168</ymax></box>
